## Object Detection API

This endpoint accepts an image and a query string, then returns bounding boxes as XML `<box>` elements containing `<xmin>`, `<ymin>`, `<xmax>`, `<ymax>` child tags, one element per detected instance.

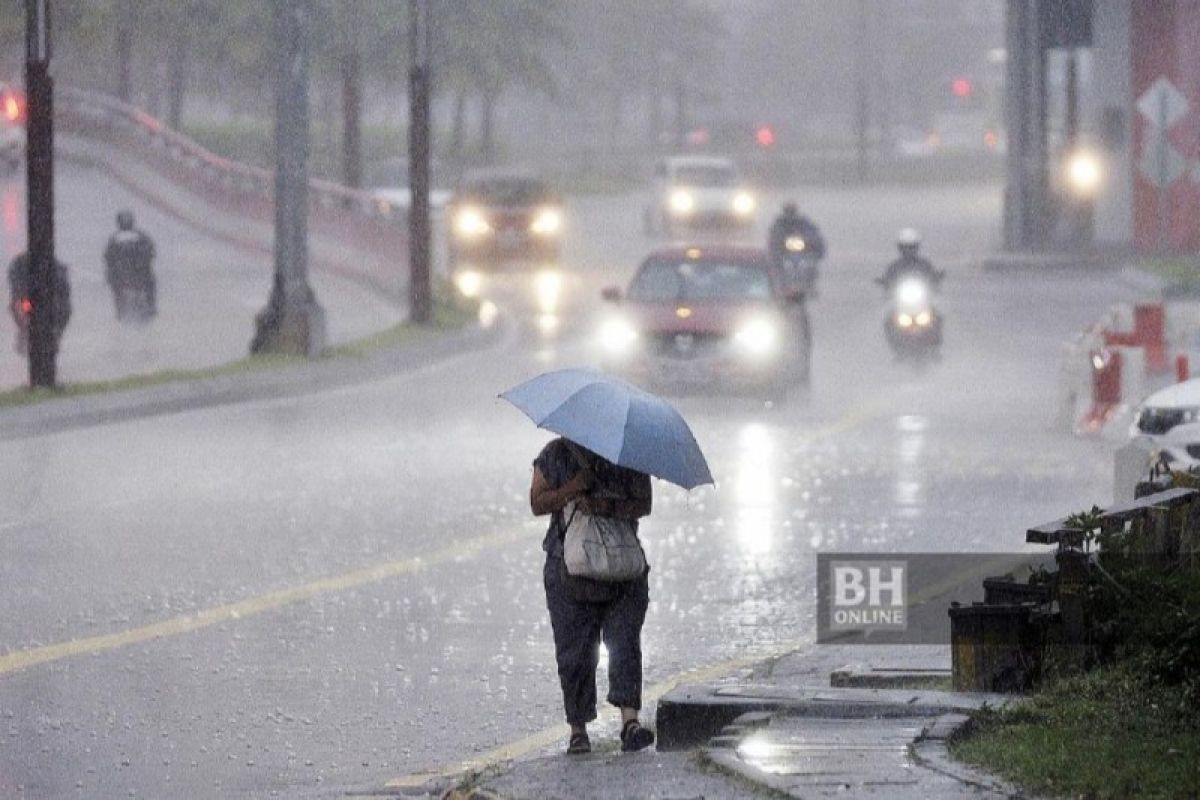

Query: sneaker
<box><xmin>567</xmin><ymin>731</ymin><xmax>591</xmax><ymax>755</ymax></box>
<box><xmin>620</xmin><ymin>720</ymin><xmax>654</xmax><ymax>752</ymax></box>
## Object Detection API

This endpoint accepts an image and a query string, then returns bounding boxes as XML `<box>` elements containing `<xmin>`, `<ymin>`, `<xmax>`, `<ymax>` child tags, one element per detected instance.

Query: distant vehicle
<box><xmin>447</xmin><ymin>170</ymin><xmax>564</xmax><ymax>265</ymax></box>
<box><xmin>879</xmin><ymin>271</ymin><xmax>943</xmax><ymax>364</ymax></box>
<box><xmin>0</xmin><ymin>82</ymin><xmax>26</xmax><ymax>174</ymax></box>
<box><xmin>1129</xmin><ymin>379</ymin><xmax>1200</xmax><ymax>469</ymax></box>
<box><xmin>597</xmin><ymin>244</ymin><xmax>810</xmax><ymax>402</ymax></box>
<box><xmin>365</xmin><ymin>157</ymin><xmax>453</xmax><ymax>213</ymax></box>
<box><xmin>643</xmin><ymin>155</ymin><xmax>756</xmax><ymax>236</ymax></box>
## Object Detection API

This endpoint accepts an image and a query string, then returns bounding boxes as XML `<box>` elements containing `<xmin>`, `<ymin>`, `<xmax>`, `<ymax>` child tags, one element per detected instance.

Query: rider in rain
<box><xmin>104</xmin><ymin>209</ymin><xmax>157</xmax><ymax>320</ymax></box>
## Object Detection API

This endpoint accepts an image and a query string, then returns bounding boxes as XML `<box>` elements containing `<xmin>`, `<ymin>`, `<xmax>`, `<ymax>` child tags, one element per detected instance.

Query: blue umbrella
<box><xmin>500</xmin><ymin>368</ymin><xmax>714</xmax><ymax>490</ymax></box>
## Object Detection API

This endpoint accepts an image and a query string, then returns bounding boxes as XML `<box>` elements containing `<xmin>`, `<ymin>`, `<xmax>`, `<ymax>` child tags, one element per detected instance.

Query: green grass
<box><xmin>951</xmin><ymin>665</ymin><xmax>1200</xmax><ymax>799</ymax></box>
<box><xmin>1138</xmin><ymin>257</ymin><xmax>1200</xmax><ymax>286</ymax></box>
<box><xmin>0</xmin><ymin>295</ymin><xmax>478</xmax><ymax>410</ymax></box>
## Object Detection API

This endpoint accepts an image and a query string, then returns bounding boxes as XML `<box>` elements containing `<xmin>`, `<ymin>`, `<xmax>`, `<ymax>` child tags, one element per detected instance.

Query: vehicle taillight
<box><xmin>2</xmin><ymin>89</ymin><xmax>26</xmax><ymax>124</ymax></box>
<box><xmin>18</xmin><ymin>298</ymin><xmax>32</xmax><ymax>314</ymax></box>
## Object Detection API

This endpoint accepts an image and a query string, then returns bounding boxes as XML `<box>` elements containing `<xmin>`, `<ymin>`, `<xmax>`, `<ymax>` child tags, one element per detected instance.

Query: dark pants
<box><xmin>543</xmin><ymin>556</ymin><xmax>650</xmax><ymax>726</ymax></box>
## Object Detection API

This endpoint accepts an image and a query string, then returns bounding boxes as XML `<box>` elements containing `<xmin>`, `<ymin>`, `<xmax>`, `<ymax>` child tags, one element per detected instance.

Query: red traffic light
<box><xmin>951</xmin><ymin>78</ymin><xmax>973</xmax><ymax>98</ymax></box>
<box><xmin>755</xmin><ymin>125</ymin><xmax>775</xmax><ymax>148</ymax></box>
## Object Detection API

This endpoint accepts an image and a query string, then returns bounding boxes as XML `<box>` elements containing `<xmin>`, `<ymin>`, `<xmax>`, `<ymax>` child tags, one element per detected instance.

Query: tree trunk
<box><xmin>450</xmin><ymin>88</ymin><xmax>466</xmax><ymax>160</ymax></box>
<box><xmin>340</xmin><ymin>50</ymin><xmax>362</xmax><ymax>188</ymax></box>
<box><xmin>116</xmin><ymin>0</ymin><xmax>134</xmax><ymax>102</ymax></box>
<box><xmin>166</xmin><ymin>29</ymin><xmax>188</xmax><ymax>130</ymax></box>
<box><xmin>480</xmin><ymin>88</ymin><xmax>497</xmax><ymax>165</ymax></box>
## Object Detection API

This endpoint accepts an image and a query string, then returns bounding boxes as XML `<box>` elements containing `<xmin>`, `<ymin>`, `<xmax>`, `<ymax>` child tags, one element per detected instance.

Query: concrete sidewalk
<box><xmin>380</xmin><ymin>645</ymin><xmax>1024</xmax><ymax>800</ymax></box>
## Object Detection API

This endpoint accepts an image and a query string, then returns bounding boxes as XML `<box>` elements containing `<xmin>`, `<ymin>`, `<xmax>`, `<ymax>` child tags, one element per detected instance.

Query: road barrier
<box><xmin>1061</xmin><ymin>301</ymin><xmax>1196</xmax><ymax>436</ymax></box>
<box><xmin>54</xmin><ymin>87</ymin><xmax>411</xmax><ymax>301</ymax></box>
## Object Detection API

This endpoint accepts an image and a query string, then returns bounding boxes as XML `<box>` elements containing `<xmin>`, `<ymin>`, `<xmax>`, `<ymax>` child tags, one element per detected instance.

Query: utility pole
<box><xmin>407</xmin><ymin>0</ymin><xmax>432</xmax><ymax>324</ymax></box>
<box><xmin>854</xmin><ymin>0</ymin><xmax>870</xmax><ymax>183</ymax></box>
<box><xmin>251</xmin><ymin>0</ymin><xmax>325</xmax><ymax>356</ymax></box>
<box><xmin>25</xmin><ymin>0</ymin><xmax>56</xmax><ymax>388</ymax></box>
<box><xmin>115</xmin><ymin>0</ymin><xmax>133</xmax><ymax>103</ymax></box>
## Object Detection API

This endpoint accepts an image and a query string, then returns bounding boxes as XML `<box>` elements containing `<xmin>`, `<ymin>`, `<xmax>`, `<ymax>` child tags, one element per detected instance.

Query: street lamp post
<box><xmin>25</xmin><ymin>0</ymin><xmax>56</xmax><ymax>388</ymax></box>
<box><xmin>407</xmin><ymin>0</ymin><xmax>432</xmax><ymax>325</ymax></box>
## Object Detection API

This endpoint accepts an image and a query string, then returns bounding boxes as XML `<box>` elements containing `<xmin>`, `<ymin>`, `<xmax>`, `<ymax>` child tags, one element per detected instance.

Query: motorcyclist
<box><xmin>880</xmin><ymin>228</ymin><xmax>942</xmax><ymax>290</ymax></box>
<box><xmin>104</xmin><ymin>209</ymin><xmax>157</xmax><ymax>320</ymax></box>
<box><xmin>7</xmin><ymin>251</ymin><xmax>71</xmax><ymax>354</ymax></box>
<box><xmin>768</xmin><ymin>201</ymin><xmax>826</xmax><ymax>263</ymax></box>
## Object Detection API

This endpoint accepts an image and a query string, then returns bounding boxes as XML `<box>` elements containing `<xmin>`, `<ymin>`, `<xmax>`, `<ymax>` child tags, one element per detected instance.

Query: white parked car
<box><xmin>1129</xmin><ymin>378</ymin><xmax>1200</xmax><ymax>468</ymax></box>
<box><xmin>643</xmin><ymin>155</ymin><xmax>756</xmax><ymax>236</ymax></box>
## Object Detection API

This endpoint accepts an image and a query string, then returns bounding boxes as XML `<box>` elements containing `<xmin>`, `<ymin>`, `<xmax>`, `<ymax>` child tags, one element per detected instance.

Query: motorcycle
<box><xmin>879</xmin><ymin>272</ymin><xmax>943</xmax><ymax>363</ymax></box>
<box><xmin>113</xmin><ymin>284</ymin><xmax>155</xmax><ymax>323</ymax></box>
<box><xmin>10</xmin><ymin>296</ymin><xmax>30</xmax><ymax>355</ymax></box>
<box><xmin>778</xmin><ymin>235</ymin><xmax>820</xmax><ymax>299</ymax></box>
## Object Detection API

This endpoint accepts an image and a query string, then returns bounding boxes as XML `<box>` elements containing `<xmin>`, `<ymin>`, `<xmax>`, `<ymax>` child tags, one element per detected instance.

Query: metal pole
<box><xmin>408</xmin><ymin>0</ymin><xmax>432</xmax><ymax>324</ymax></box>
<box><xmin>25</xmin><ymin>0</ymin><xmax>55</xmax><ymax>388</ymax></box>
<box><xmin>855</xmin><ymin>0</ymin><xmax>870</xmax><ymax>182</ymax></box>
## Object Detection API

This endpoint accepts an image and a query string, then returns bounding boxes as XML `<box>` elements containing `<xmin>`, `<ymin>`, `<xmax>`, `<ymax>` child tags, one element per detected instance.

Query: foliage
<box><xmin>952</xmin><ymin>664</ymin><xmax>1200</xmax><ymax>799</ymax></box>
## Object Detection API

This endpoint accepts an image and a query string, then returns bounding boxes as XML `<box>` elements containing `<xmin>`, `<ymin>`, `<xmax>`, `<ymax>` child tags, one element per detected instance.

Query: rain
<box><xmin>0</xmin><ymin>1</ymin><xmax>1187</xmax><ymax>798</ymax></box>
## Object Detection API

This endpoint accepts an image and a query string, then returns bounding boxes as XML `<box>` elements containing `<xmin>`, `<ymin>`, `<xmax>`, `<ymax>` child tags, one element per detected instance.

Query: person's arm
<box><xmin>587</xmin><ymin>473</ymin><xmax>652</xmax><ymax>520</ymax></box>
<box><xmin>530</xmin><ymin>466</ymin><xmax>590</xmax><ymax>516</ymax></box>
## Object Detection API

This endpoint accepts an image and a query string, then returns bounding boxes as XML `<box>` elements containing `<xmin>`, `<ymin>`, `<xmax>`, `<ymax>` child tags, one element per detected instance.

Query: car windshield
<box><xmin>673</xmin><ymin>165</ymin><xmax>736</xmax><ymax>187</ymax></box>
<box><xmin>629</xmin><ymin>259</ymin><xmax>772</xmax><ymax>302</ymax></box>
<box><xmin>459</xmin><ymin>178</ymin><xmax>552</xmax><ymax>206</ymax></box>
<box><xmin>1137</xmin><ymin>406</ymin><xmax>1198</xmax><ymax>435</ymax></box>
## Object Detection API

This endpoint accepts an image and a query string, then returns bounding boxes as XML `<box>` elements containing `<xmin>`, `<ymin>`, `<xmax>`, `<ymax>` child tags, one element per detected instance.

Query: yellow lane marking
<box><xmin>384</xmin><ymin>646</ymin><xmax>794</xmax><ymax>789</ymax></box>
<box><xmin>0</xmin><ymin>527</ymin><xmax>528</xmax><ymax>678</ymax></box>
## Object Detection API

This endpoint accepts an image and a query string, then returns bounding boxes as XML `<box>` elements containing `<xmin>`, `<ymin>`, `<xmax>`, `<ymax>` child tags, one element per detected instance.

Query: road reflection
<box><xmin>893</xmin><ymin>414</ymin><xmax>929</xmax><ymax>518</ymax></box>
<box><xmin>735</xmin><ymin>421</ymin><xmax>778</xmax><ymax>556</ymax></box>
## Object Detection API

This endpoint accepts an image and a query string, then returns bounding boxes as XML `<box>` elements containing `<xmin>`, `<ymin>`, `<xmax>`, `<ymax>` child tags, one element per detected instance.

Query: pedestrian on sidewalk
<box><xmin>529</xmin><ymin>436</ymin><xmax>657</xmax><ymax>755</ymax></box>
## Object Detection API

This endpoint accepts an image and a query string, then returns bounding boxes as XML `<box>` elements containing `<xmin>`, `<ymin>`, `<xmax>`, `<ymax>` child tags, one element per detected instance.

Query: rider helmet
<box><xmin>897</xmin><ymin>227</ymin><xmax>921</xmax><ymax>254</ymax></box>
<box><xmin>782</xmin><ymin>201</ymin><xmax>798</xmax><ymax>217</ymax></box>
<box><xmin>116</xmin><ymin>210</ymin><xmax>135</xmax><ymax>231</ymax></box>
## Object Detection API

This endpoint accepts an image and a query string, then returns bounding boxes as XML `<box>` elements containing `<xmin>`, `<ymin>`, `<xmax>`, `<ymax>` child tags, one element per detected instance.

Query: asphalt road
<box><xmin>0</xmin><ymin>177</ymin><xmax>1131</xmax><ymax>798</ymax></box>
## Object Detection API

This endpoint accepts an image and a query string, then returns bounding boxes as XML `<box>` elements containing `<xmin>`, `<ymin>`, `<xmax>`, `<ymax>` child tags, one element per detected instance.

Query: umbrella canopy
<box><xmin>500</xmin><ymin>368</ymin><xmax>714</xmax><ymax>490</ymax></box>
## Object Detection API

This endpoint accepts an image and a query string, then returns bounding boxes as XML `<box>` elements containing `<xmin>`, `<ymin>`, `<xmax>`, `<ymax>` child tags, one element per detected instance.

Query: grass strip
<box><xmin>950</xmin><ymin>664</ymin><xmax>1200</xmax><ymax>799</ymax></box>
<box><xmin>0</xmin><ymin>296</ymin><xmax>478</xmax><ymax>410</ymax></box>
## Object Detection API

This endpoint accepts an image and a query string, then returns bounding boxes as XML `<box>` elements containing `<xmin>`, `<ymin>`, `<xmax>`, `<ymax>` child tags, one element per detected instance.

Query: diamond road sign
<box><xmin>1139</xmin><ymin>137</ymin><xmax>1187</xmax><ymax>188</ymax></box>
<box><xmin>1137</xmin><ymin>76</ymin><xmax>1190</xmax><ymax>129</ymax></box>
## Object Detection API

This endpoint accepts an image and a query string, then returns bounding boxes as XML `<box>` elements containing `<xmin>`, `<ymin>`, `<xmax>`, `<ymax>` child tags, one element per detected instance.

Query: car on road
<box><xmin>447</xmin><ymin>170</ymin><xmax>564</xmax><ymax>266</ymax></box>
<box><xmin>643</xmin><ymin>155</ymin><xmax>756</xmax><ymax>236</ymax></box>
<box><xmin>1130</xmin><ymin>378</ymin><xmax>1200</xmax><ymax>469</ymax></box>
<box><xmin>0</xmin><ymin>82</ymin><xmax>25</xmax><ymax>174</ymax></box>
<box><xmin>596</xmin><ymin>244</ymin><xmax>810</xmax><ymax>401</ymax></box>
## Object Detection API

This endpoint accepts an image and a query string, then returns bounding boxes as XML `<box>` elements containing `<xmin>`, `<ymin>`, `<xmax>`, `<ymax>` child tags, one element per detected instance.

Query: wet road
<box><xmin>0</xmin><ymin>179</ymin><xmax>1129</xmax><ymax>798</ymax></box>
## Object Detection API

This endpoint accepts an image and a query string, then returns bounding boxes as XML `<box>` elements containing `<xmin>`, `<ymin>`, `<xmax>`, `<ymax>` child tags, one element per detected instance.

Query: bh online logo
<box><xmin>829</xmin><ymin>560</ymin><xmax>908</xmax><ymax>632</ymax></box>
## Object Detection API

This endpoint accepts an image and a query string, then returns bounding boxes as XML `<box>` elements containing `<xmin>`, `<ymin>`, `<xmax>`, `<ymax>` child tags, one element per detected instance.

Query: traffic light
<box><xmin>755</xmin><ymin>125</ymin><xmax>775</xmax><ymax>148</ymax></box>
<box><xmin>951</xmin><ymin>78</ymin><xmax>973</xmax><ymax>98</ymax></box>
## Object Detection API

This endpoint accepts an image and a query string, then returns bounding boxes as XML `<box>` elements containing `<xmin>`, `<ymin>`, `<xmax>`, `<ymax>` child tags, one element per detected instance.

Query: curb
<box><xmin>656</xmin><ymin>682</ymin><xmax>1013</xmax><ymax>751</ymax></box>
<box><xmin>910</xmin><ymin>714</ymin><xmax>1027</xmax><ymax>797</ymax></box>
<box><xmin>0</xmin><ymin>315</ymin><xmax>510</xmax><ymax>440</ymax></box>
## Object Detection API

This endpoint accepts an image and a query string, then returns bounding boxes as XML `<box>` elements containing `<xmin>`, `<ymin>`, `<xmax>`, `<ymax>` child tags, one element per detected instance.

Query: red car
<box><xmin>597</xmin><ymin>245</ymin><xmax>811</xmax><ymax>400</ymax></box>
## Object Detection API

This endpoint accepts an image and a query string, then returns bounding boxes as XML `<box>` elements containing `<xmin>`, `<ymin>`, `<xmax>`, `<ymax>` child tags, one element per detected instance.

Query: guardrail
<box><xmin>55</xmin><ymin>87</ymin><xmax>411</xmax><ymax>301</ymax></box>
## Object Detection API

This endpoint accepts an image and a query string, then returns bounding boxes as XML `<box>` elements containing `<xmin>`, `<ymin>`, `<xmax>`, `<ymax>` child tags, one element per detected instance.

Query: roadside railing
<box><xmin>55</xmin><ymin>87</ymin><xmax>410</xmax><ymax>300</ymax></box>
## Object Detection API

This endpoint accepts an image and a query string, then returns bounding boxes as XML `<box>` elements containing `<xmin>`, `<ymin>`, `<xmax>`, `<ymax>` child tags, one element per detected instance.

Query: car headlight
<box><xmin>896</xmin><ymin>312</ymin><xmax>914</xmax><ymax>328</ymax></box>
<box><xmin>732</xmin><ymin>191</ymin><xmax>756</xmax><ymax>216</ymax></box>
<box><xmin>669</xmin><ymin>189</ymin><xmax>695</xmax><ymax>216</ymax></box>
<box><xmin>533</xmin><ymin>270</ymin><xmax>562</xmax><ymax>314</ymax></box>
<box><xmin>896</xmin><ymin>278</ymin><xmax>928</xmax><ymax>306</ymax></box>
<box><xmin>915</xmin><ymin>310</ymin><xmax>932</xmax><ymax>327</ymax></box>
<box><xmin>454</xmin><ymin>207</ymin><xmax>491</xmax><ymax>238</ymax></box>
<box><xmin>454</xmin><ymin>270</ymin><xmax>483</xmax><ymax>298</ymax></box>
<box><xmin>733</xmin><ymin>317</ymin><xmax>779</xmax><ymax>357</ymax></box>
<box><xmin>599</xmin><ymin>318</ymin><xmax>639</xmax><ymax>356</ymax></box>
<box><xmin>530</xmin><ymin>207</ymin><xmax>562</xmax><ymax>236</ymax></box>
<box><xmin>1065</xmin><ymin>148</ymin><xmax>1102</xmax><ymax>197</ymax></box>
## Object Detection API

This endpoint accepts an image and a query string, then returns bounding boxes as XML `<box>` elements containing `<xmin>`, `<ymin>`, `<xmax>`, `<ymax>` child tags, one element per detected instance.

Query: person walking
<box><xmin>529</xmin><ymin>436</ymin><xmax>656</xmax><ymax>755</ymax></box>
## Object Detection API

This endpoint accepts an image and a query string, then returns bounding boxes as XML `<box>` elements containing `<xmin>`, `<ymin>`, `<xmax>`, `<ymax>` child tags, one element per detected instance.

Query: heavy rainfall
<box><xmin>0</xmin><ymin>1</ymin><xmax>1196</xmax><ymax>799</ymax></box>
